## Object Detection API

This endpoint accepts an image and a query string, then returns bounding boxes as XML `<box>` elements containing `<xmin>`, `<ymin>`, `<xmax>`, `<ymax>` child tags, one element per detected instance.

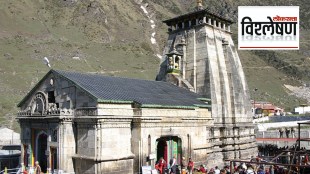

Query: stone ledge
<box><xmin>72</xmin><ymin>154</ymin><xmax>135</xmax><ymax>162</ymax></box>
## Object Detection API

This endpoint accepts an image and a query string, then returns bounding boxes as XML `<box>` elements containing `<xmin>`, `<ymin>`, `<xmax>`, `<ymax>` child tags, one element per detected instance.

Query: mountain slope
<box><xmin>0</xmin><ymin>0</ymin><xmax>309</xmax><ymax>130</ymax></box>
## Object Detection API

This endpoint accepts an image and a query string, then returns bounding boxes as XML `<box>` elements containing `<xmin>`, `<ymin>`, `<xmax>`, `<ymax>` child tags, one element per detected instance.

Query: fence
<box><xmin>0</xmin><ymin>167</ymin><xmax>19</xmax><ymax>174</ymax></box>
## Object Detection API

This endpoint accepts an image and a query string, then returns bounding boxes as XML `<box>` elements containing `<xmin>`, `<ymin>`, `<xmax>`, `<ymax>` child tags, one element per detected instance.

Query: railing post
<box><xmin>230</xmin><ymin>161</ymin><xmax>233</xmax><ymax>174</ymax></box>
<box><xmin>4</xmin><ymin>167</ymin><xmax>7</xmax><ymax>174</ymax></box>
<box><xmin>21</xmin><ymin>163</ymin><xmax>24</xmax><ymax>172</ymax></box>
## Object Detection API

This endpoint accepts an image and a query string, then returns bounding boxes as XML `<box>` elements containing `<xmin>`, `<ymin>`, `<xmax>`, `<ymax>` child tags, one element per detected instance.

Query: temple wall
<box><xmin>76</xmin><ymin>124</ymin><xmax>96</xmax><ymax>157</ymax></box>
<box><xmin>131</xmin><ymin>107</ymin><xmax>213</xmax><ymax>173</ymax></box>
<box><xmin>74</xmin><ymin>111</ymin><xmax>134</xmax><ymax>174</ymax></box>
<box><xmin>97</xmin><ymin>103</ymin><xmax>134</xmax><ymax>116</ymax></box>
<box><xmin>74</xmin><ymin>159</ymin><xmax>95</xmax><ymax>174</ymax></box>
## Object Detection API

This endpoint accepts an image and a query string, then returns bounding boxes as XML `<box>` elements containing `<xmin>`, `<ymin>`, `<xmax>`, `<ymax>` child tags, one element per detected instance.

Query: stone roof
<box><xmin>18</xmin><ymin>70</ymin><xmax>210</xmax><ymax>109</ymax></box>
<box><xmin>56</xmin><ymin>70</ymin><xmax>209</xmax><ymax>108</ymax></box>
<box><xmin>163</xmin><ymin>8</ymin><xmax>233</xmax><ymax>25</ymax></box>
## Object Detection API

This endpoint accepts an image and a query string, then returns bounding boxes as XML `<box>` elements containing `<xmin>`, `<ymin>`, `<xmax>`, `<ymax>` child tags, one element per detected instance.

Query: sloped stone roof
<box><xmin>56</xmin><ymin>70</ymin><xmax>208</xmax><ymax>108</ymax></box>
<box><xmin>19</xmin><ymin>70</ymin><xmax>210</xmax><ymax>109</ymax></box>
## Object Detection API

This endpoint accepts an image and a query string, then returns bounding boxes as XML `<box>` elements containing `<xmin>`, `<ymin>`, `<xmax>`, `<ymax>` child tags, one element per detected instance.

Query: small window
<box><xmin>48</xmin><ymin>91</ymin><xmax>55</xmax><ymax>103</ymax></box>
<box><xmin>35</xmin><ymin>98</ymin><xmax>44</xmax><ymax>114</ymax></box>
<box><xmin>66</xmin><ymin>101</ymin><xmax>71</xmax><ymax>109</ymax></box>
<box><xmin>178</xmin><ymin>22</ymin><xmax>182</xmax><ymax>29</ymax></box>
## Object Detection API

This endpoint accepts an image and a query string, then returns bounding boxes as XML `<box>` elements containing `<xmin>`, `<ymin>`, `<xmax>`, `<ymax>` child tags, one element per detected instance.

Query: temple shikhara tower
<box><xmin>156</xmin><ymin>0</ymin><xmax>257</xmax><ymax>163</ymax></box>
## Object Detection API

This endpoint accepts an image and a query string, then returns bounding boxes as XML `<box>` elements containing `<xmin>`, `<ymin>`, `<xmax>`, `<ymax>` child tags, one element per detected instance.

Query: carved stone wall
<box><xmin>19</xmin><ymin>73</ymin><xmax>97</xmax><ymax>116</ymax></box>
<box><xmin>73</xmin><ymin>115</ymin><xmax>134</xmax><ymax>174</ymax></box>
<box><xmin>157</xmin><ymin>20</ymin><xmax>257</xmax><ymax>164</ymax></box>
<box><xmin>131</xmin><ymin>107</ymin><xmax>213</xmax><ymax>173</ymax></box>
<box><xmin>19</xmin><ymin>119</ymin><xmax>75</xmax><ymax>172</ymax></box>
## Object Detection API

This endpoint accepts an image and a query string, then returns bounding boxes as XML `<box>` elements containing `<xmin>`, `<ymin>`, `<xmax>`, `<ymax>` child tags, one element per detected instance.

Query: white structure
<box><xmin>294</xmin><ymin>106</ymin><xmax>310</xmax><ymax>114</ymax></box>
<box><xmin>0</xmin><ymin>128</ymin><xmax>20</xmax><ymax>145</ymax></box>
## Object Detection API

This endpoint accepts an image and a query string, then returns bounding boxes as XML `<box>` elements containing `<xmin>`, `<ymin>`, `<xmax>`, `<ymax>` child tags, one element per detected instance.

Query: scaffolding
<box><xmin>227</xmin><ymin>121</ymin><xmax>310</xmax><ymax>174</ymax></box>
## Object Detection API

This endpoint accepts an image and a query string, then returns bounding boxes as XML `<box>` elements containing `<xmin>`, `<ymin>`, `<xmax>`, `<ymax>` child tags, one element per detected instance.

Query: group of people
<box><xmin>232</xmin><ymin>162</ymin><xmax>307</xmax><ymax>174</ymax></box>
<box><xmin>18</xmin><ymin>161</ymin><xmax>42</xmax><ymax>174</ymax></box>
<box><xmin>154</xmin><ymin>155</ymin><xmax>309</xmax><ymax>174</ymax></box>
<box><xmin>278</xmin><ymin>127</ymin><xmax>296</xmax><ymax>138</ymax></box>
<box><xmin>155</xmin><ymin>157</ymin><xmax>228</xmax><ymax>174</ymax></box>
<box><xmin>155</xmin><ymin>156</ymin><xmax>193</xmax><ymax>174</ymax></box>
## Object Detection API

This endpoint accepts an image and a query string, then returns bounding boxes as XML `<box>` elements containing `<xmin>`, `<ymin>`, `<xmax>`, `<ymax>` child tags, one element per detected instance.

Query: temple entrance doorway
<box><xmin>36</xmin><ymin>132</ymin><xmax>47</xmax><ymax>173</ymax></box>
<box><xmin>156</xmin><ymin>136</ymin><xmax>182</xmax><ymax>166</ymax></box>
<box><xmin>50</xmin><ymin>147</ymin><xmax>57</xmax><ymax>172</ymax></box>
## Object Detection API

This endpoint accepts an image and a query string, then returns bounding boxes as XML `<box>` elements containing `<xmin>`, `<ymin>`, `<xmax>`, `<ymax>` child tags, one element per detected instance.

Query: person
<box><xmin>199</xmin><ymin>165</ymin><xmax>207</xmax><ymax>173</ymax></box>
<box><xmin>187</xmin><ymin>158</ymin><xmax>194</xmax><ymax>174</ymax></box>
<box><xmin>285</xmin><ymin>128</ymin><xmax>290</xmax><ymax>138</ymax></box>
<box><xmin>291</xmin><ymin>127</ymin><xmax>295</xmax><ymax>138</ymax></box>
<box><xmin>155</xmin><ymin>157</ymin><xmax>166</xmax><ymax>174</ymax></box>
<box><xmin>269</xmin><ymin>165</ymin><xmax>274</xmax><ymax>174</ymax></box>
<box><xmin>208</xmin><ymin>168</ymin><xmax>215</xmax><ymax>174</ymax></box>
<box><xmin>169</xmin><ymin>156</ymin><xmax>177</xmax><ymax>174</ymax></box>
<box><xmin>224</xmin><ymin>165</ymin><xmax>230</xmax><ymax>174</ymax></box>
<box><xmin>233</xmin><ymin>162</ymin><xmax>237</xmax><ymax>172</ymax></box>
<box><xmin>246</xmin><ymin>164</ymin><xmax>254</xmax><ymax>174</ymax></box>
<box><xmin>279</xmin><ymin>128</ymin><xmax>284</xmax><ymax>138</ymax></box>
<box><xmin>181</xmin><ymin>157</ymin><xmax>187</xmax><ymax>174</ymax></box>
<box><xmin>34</xmin><ymin>161</ymin><xmax>41</xmax><ymax>174</ymax></box>
<box><xmin>257</xmin><ymin>168</ymin><xmax>265</xmax><ymax>174</ymax></box>
<box><xmin>220</xmin><ymin>169</ymin><xmax>227</xmax><ymax>174</ymax></box>
<box><xmin>214</xmin><ymin>166</ymin><xmax>220</xmax><ymax>174</ymax></box>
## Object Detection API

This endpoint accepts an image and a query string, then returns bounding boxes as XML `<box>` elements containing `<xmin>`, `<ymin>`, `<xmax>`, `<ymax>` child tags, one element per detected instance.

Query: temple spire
<box><xmin>197</xmin><ymin>0</ymin><xmax>203</xmax><ymax>10</ymax></box>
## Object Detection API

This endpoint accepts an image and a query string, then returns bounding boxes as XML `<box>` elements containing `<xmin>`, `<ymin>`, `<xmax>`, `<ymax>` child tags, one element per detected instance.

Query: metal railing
<box><xmin>0</xmin><ymin>167</ymin><xmax>19</xmax><ymax>174</ymax></box>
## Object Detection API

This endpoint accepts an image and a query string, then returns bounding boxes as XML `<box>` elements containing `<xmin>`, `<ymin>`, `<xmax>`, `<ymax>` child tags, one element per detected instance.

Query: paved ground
<box><xmin>256</xmin><ymin>138</ymin><xmax>298</xmax><ymax>142</ymax></box>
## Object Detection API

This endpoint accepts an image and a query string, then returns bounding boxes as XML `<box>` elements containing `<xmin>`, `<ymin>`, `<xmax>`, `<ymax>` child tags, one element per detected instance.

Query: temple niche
<box><xmin>166</xmin><ymin>48</ymin><xmax>182</xmax><ymax>73</ymax></box>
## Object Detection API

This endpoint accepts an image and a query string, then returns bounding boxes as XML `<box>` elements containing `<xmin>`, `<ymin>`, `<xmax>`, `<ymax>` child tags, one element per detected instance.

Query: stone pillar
<box><xmin>21</xmin><ymin>144</ymin><xmax>25</xmax><ymax>167</ymax></box>
<box><xmin>132</xmin><ymin>117</ymin><xmax>143</xmax><ymax>173</ymax></box>
<box><xmin>46</xmin><ymin>129</ymin><xmax>51</xmax><ymax>171</ymax></box>
<box><xmin>203</xmin><ymin>17</ymin><xmax>207</xmax><ymax>24</ymax></box>
<box><xmin>218</xmin><ymin>22</ymin><xmax>221</xmax><ymax>28</ymax></box>
<box><xmin>182</xmin><ymin>22</ymin><xmax>185</xmax><ymax>29</ymax></box>
<box><xmin>95</xmin><ymin>122</ymin><xmax>100</xmax><ymax>174</ymax></box>
<box><xmin>223</xmin><ymin>23</ymin><xmax>226</xmax><ymax>30</ymax></box>
<box><xmin>168</xmin><ymin>26</ymin><xmax>172</xmax><ymax>32</ymax></box>
<box><xmin>193</xmin><ymin>29</ymin><xmax>197</xmax><ymax>92</ymax></box>
<box><xmin>189</xmin><ymin>21</ymin><xmax>192</xmax><ymax>27</ymax></box>
<box><xmin>228</xmin><ymin>25</ymin><xmax>231</xmax><ymax>32</ymax></box>
<box><xmin>208</xmin><ymin>18</ymin><xmax>212</xmax><ymax>25</ymax></box>
<box><xmin>182</xmin><ymin>42</ymin><xmax>187</xmax><ymax>79</ymax></box>
<box><xmin>59</xmin><ymin>119</ymin><xmax>75</xmax><ymax>173</ymax></box>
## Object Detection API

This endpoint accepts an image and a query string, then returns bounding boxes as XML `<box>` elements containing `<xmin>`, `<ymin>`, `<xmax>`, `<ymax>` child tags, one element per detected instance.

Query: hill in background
<box><xmin>0</xmin><ymin>0</ymin><xmax>309</xmax><ymax>130</ymax></box>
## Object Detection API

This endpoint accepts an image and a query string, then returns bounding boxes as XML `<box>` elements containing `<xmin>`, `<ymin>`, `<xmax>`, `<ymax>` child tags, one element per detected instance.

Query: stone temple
<box><xmin>17</xmin><ymin>3</ymin><xmax>257</xmax><ymax>174</ymax></box>
<box><xmin>156</xmin><ymin>0</ymin><xmax>257</xmax><ymax>165</ymax></box>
